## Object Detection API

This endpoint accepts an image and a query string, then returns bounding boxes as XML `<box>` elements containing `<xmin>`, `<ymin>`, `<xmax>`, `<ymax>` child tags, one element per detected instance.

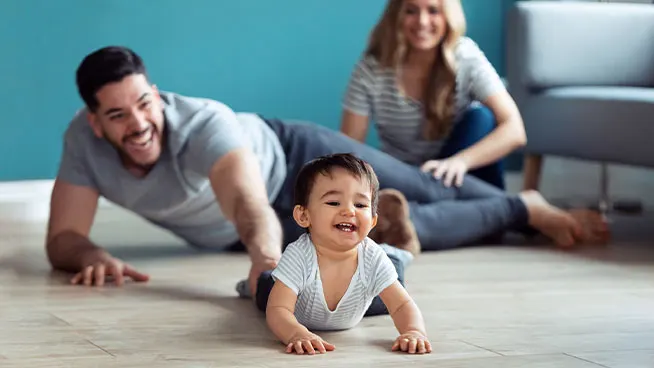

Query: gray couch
<box><xmin>506</xmin><ymin>1</ymin><xmax>654</xmax><ymax>197</ymax></box>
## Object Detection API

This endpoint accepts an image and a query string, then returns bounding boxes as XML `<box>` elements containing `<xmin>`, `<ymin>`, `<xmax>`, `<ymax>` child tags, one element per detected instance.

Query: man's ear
<box><xmin>86</xmin><ymin>112</ymin><xmax>103</xmax><ymax>139</ymax></box>
<box><xmin>151</xmin><ymin>84</ymin><xmax>164</xmax><ymax>110</ymax></box>
<box><xmin>293</xmin><ymin>205</ymin><xmax>311</xmax><ymax>229</ymax></box>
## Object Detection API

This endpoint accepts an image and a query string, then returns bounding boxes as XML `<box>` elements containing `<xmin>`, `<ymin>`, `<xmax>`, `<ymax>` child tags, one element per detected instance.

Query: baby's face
<box><xmin>295</xmin><ymin>168</ymin><xmax>377</xmax><ymax>251</ymax></box>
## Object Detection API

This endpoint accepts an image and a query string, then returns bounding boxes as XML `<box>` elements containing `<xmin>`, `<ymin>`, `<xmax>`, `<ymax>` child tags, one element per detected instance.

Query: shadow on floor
<box><xmin>104</xmin><ymin>242</ymin><xmax>247</xmax><ymax>261</ymax></box>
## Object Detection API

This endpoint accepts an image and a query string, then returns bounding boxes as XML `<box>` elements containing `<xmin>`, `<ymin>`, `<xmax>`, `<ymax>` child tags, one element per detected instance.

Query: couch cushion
<box><xmin>522</xmin><ymin>86</ymin><xmax>654</xmax><ymax>167</ymax></box>
<box><xmin>544</xmin><ymin>86</ymin><xmax>654</xmax><ymax>103</ymax></box>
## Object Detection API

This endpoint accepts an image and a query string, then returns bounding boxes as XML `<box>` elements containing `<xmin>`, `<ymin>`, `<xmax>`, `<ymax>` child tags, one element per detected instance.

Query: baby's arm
<box><xmin>266</xmin><ymin>280</ymin><xmax>335</xmax><ymax>355</ymax></box>
<box><xmin>379</xmin><ymin>281</ymin><xmax>432</xmax><ymax>354</ymax></box>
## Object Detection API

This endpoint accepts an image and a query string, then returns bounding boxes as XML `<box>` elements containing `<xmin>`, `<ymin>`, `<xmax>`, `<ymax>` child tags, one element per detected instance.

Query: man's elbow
<box><xmin>44</xmin><ymin>230</ymin><xmax>70</xmax><ymax>267</ymax></box>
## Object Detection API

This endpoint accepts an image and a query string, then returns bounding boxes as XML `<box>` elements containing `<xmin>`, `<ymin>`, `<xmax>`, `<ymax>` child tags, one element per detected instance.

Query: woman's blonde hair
<box><xmin>365</xmin><ymin>0</ymin><xmax>466</xmax><ymax>140</ymax></box>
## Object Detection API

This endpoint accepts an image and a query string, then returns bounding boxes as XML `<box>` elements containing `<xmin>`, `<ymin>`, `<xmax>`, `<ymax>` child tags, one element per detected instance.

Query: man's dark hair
<box><xmin>75</xmin><ymin>46</ymin><xmax>148</xmax><ymax>112</ymax></box>
<box><xmin>294</xmin><ymin>153</ymin><xmax>380</xmax><ymax>214</ymax></box>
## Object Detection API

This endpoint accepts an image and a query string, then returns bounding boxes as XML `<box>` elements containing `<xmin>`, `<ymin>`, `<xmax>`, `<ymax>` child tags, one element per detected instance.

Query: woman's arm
<box><xmin>452</xmin><ymin>90</ymin><xmax>527</xmax><ymax>170</ymax></box>
<box><xmin>340</xmin><ymin>58</ymin><xmax>375</xmax><ymax>142</ymax></box>
<box><xmin>340</xmin><ymin>109</ymin><xmax>370</xmax><ymax>143</ymax></box>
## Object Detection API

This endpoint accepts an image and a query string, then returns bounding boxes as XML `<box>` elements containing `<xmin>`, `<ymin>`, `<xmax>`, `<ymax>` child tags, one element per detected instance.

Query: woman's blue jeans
<box><xmin>438</xmin><ymin>105</ymin><xmax>505</xmax><ymax>190</ymax></box>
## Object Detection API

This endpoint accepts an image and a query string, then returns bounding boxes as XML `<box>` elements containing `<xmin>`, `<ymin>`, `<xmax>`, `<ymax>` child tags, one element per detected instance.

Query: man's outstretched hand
<box><xmin>70</xmin><ymin>250</ymin><xmax>150</xmax><ymax>287</ymax></box>
<box><xmin>248</xmin><ymin>257</ymin><xmax>279</xmax><ymax>297</ymax></box>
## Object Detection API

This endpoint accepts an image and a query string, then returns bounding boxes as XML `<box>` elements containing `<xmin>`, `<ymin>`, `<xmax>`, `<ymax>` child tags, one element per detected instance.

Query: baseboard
<box><xmin>0</xmin><ymin>179</ymin><xmax>113</xmax><ymax>208</ymax></box>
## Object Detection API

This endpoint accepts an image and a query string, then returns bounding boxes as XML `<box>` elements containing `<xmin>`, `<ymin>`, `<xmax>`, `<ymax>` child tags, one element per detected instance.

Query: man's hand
<box><xmin>248</xmin><ymin>256</ymin><xmax>279</xmax><ymax>297</ymax></box>
<box><xmin>391</xmin><ymin>331</ymin><xmax>432</xmax><ymax>354</ymax></box>
<box><xmin>70</xmin><ymin>249</ymin><xmax>150</xmax><ymax>287</ymax></box>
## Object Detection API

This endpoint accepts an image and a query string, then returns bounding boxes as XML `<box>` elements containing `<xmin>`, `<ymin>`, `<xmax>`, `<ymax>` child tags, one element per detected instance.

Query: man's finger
<box><xmin>83</xmin><ymin>266</ymin><xmax>94</xmax><ymax>286</ymax></box>
<box><xmin>70</xmin><ymin>272</ymin><xmax>83</xmax><ymax>285</ymax></box>
<box><xmin>108</xmin><ymin>262</ymin><xmax>124</xmax><ymax>286</ymax></box>
<box><xmin>123</xmin><ymin>264</ymin><xmax>150</xmax><ymax>282</ymax></box>
<box><xmin>94</xmin><ymin>263</ymin><xmax>106</xmax><ymax>287</ymax></box>
<box><xmin>249</xmin><ymin>274</ymin><xmax>258</xmax><ymax>298</ymax></box>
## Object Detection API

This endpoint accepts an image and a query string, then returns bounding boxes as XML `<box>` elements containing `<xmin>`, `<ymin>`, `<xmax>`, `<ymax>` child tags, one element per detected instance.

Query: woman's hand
<box><xmin>421</xmin><ymin>157</ymin><xmax>469</xmax><ymax>187</ymax></box>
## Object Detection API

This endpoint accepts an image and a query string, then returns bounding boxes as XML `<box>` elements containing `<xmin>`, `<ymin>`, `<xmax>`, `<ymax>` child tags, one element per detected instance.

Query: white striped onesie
<box><xmin>271</xmin><ymin>233</ymin><xmax>398</xmax><ymax>331</ymax></box>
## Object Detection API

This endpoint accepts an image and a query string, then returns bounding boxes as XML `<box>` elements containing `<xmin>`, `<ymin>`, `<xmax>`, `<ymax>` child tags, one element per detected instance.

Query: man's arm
<box><xmin>46</xmin><ymin>178</ymin><xmax>104</xmax><ymax>272</ymax></box>
<box><xmin>207</xmin><ymin>147</ymin><xmax>283</xmax><ymax>266</ymax></box>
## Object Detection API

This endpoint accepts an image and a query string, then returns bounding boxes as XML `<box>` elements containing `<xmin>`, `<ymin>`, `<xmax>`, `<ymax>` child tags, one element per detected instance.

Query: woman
<box><xmin>341</xmin><ymin>0</ymin><xmax>523</xmax><ymax>190</ymax></box>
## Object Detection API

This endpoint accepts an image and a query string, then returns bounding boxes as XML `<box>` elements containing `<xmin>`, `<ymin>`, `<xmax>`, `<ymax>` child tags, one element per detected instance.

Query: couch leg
<box><xmin>522</xmin><ymin>154</ymin><xmax>543</xmax><ymax>191</ymax></box>
<box><xmin>595</xmin><ymin>162</ymin><xmax>643</xmax><ymax>217</ymax></box>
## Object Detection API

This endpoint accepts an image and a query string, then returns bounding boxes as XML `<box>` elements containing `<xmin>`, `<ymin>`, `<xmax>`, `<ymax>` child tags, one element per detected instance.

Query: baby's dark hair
<box><xmin>293</xmin><ymin>153</ymin><xmax>380</xmax><ymax>213</ymax></box>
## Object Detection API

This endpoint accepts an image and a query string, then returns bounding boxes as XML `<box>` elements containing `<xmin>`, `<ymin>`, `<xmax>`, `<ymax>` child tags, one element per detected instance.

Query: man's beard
<box><xmin>104</xmin><ymin>128</ymin><xmax>159</xmax><ymax>171</ymax></box>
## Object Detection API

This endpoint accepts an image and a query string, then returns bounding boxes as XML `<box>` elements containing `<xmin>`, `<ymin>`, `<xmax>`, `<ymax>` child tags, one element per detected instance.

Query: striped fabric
<box><xmin>271</xmin><ymin>233</ymin><xmax>398</xmax><ymax>331</ymax></box>
<box><xmin>342</xmin><ymin>37</ymin><xmax>506</xmax><ymax>166</ymax></box>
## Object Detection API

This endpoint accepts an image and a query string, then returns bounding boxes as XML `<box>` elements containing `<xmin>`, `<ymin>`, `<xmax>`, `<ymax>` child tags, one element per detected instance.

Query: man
<box><xmin>47</xmin><ymin>46</ymin><xmax>608</xmax><ymax>295</ymax></box>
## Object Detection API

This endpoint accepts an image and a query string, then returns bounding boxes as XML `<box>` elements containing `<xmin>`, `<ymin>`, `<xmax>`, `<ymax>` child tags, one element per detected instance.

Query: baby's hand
<box><xmin>286</xmin><ymin>331</ymin><xmax>335</xmax><ymax>355</ymax></box>
<box><xmin>391</xmin><ymin>331</ymin><xmax>432</xmax><ymax>354</ymax></box>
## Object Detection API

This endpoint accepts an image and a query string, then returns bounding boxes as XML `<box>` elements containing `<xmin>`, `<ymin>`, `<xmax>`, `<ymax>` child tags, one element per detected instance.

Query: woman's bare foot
<box><xmin>520</xmin><ymin>190</ymin><xmax>610</xmax><ymax>247</ymax></box>
<box><xmin>369</xmin><ymin>189</ymin><xmax>421</xmax><ymax>256</ymax></box>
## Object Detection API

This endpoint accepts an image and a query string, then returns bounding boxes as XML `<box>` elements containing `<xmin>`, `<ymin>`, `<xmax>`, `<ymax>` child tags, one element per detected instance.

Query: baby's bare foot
<box><xmin>520</xmin><ymin>190</ymin><xmax>585</xmax><ymax>247</ymax></box>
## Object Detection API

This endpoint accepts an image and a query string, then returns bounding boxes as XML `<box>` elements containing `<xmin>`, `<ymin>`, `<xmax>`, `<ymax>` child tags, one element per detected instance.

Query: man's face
<box><xmin>87</xmin><ymin>74</ymin><xmax>165</xmax><ymax>171</ymax></box>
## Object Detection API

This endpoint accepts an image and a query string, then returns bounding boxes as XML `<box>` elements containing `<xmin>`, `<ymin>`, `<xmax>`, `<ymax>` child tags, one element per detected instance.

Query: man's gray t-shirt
<box><xmin>57</xmin><ymin>91</ymin><xmax>287</xmax><ymax>248</ymax></box>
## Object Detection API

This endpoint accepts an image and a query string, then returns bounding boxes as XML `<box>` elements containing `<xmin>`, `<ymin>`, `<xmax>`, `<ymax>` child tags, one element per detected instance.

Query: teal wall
<box><xmin>0</xmin><ymin>0</ymin><xmax>514</xmax><ymax>181</ymax></box>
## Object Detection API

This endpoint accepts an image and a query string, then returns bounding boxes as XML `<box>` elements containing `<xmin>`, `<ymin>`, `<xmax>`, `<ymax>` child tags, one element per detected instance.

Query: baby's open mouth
<box><xmin>335</xmin><ymin>223</ymin><xmax>358</xmax><ymax>232</ymax></box>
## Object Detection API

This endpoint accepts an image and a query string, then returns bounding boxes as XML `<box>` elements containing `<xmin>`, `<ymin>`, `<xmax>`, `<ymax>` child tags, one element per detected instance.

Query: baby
<box><xmin>262</xmin><ymin>153</ymin><xmax>431</xmax><ymax>355</ymax></box>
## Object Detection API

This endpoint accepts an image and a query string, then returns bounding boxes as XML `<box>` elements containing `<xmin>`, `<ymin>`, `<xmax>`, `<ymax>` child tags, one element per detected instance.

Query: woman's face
<box><xmin>401</xmin><ymin>0</ymin><xmax>447</xmax><ymax>52</ymax></box>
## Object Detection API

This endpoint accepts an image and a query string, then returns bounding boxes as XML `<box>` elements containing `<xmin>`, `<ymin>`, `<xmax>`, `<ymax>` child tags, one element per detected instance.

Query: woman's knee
<box><xmin>458</xmin><ymin>105</ymin><xmax>496</xmax><ymax>141</ymax></box>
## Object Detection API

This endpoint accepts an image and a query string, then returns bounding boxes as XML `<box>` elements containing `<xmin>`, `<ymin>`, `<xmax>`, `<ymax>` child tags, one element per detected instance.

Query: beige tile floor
<box><xmin>1</xmin><ymin>161</ymin><xmax>653</xmax><ymax>367</ymax></box>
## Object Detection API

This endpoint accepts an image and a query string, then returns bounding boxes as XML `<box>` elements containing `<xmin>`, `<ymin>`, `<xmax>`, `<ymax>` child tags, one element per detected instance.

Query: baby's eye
<box><xmin>355</xmin><ymin>203</ymin><xmax>369</xmax><ymax>208</ymax></box>
<box><xmin>325</xmin><ymin>201</ymin><xmax>339</xmax><ymax>206</ymax></box>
